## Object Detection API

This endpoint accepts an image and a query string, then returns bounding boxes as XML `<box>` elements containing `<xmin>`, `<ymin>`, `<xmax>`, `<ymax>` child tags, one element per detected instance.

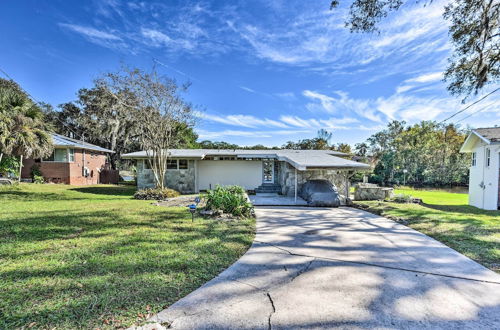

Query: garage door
<box><xmin>198</xmin><ymin>160</ymin><xmax>262</xmax><ymax>191</ymax></box>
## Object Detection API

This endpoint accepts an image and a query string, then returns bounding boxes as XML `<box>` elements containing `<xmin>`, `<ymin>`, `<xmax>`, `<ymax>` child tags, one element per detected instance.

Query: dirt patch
<box><xmin>156</xmin><ymin>195</ymin><xmax>205</xmax><ymax>208</ymax></box>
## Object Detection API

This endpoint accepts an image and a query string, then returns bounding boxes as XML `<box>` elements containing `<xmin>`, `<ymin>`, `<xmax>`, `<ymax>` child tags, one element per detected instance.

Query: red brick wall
<box><xmin>68</xmin><ymin>149</ymin><xmax>107</xmax><ymax>185</ymax></box>
<box><xmin>22</xmin><ymin>158</ymin><xmax>71</xmax><ymax>183</ymax></box>
<box><xmin>22</xmin><ymin>149</ymin><xmax>108</xmax><ymax>185</ymax></box>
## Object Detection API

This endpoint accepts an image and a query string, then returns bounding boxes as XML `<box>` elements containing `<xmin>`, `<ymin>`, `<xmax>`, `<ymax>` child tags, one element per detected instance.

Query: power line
<box><xmin>455</xmin><ymin>102</ymin><xmax>496</xmax><ymax>123</ymax></box>
<box><xmin>439</xmin><ymin>87</ymin><xmax>500</xmax><ymax>123</ymax></box>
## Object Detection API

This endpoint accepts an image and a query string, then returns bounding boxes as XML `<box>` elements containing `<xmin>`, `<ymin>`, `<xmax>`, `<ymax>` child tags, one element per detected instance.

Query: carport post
<box><xmin>294</xmin><ymin>168</ymin><xmax>297</xmax><ymax>203</ymax></box>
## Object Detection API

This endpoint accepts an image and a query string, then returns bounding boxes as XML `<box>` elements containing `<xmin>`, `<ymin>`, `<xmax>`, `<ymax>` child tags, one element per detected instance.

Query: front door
<box><xmin>263</xmin><ymin>160</ymin><xmax>274</xmax><ymax>183</ymax></box>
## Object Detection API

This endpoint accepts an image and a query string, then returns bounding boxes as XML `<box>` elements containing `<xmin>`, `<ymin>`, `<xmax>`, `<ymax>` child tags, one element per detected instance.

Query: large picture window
<box><xmin>43</xmin><ymin>148</ymin><xmax>72</xmax><ymax>162</ymax></box>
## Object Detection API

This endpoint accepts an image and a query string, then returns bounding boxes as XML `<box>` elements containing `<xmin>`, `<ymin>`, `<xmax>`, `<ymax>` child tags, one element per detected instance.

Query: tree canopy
<box><xmin>364</xmin><ymin>120</ymin><xmax>470</xmax><ymax>186</ymax></box>
<box><xmin>44</xmin><ymin>68</ymin><xmax>199</xmax><ymax>169</ymax></box>
<box><xmin>0</xmin><ymin>78</ymin><xmax>53</xmax><ymax>163</ymax></box>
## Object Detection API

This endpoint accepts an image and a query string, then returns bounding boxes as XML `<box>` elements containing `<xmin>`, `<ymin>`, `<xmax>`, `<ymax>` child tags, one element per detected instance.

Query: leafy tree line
<box><xmin>363</xmin><ymin>121</ymin><xmax>470</xmax><ymax>186</ymax></box>
<box><xmin>43</xmin><ymin>67</ymin><xmax>198</xmax><ymax>170</ymax></box>
<box><xmin>1</xmin><ymin>66</ymin><xmax>198</xmax><ymax>188</ymax></box>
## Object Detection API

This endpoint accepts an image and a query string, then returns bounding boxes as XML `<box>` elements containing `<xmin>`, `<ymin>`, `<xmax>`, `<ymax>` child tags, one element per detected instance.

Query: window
<box><xmin>472</xmin><ymin>152</ymin><xmax>477</xmax><ymax>166</ymax></box>
<box><xmin>486</xmin><ymin>148</ymin><xmax>490</xmax><ymax>167</ymax></box>
<box><xmin>43</xmin><ymin>149</ymin><xmax>69</xmax><ymax>162</ymax></box>
<box><xmin>68</xmin><ymin>149</ymin><xmax>75</xmax><ymax>162</ymax></box>
<box><xmin>178</xmin><ymin>159</ymin><xmax>188</xmax><ymax>169</ymax></box>
<box><xmin>55</xmin><ymin>149</ymin><xmax>68</xmax><ymax>162</ymax></box>
<box><xmin>167</xmin><ymin>159</ymin><xmax>178</xmax><ymax>169</ymax></box>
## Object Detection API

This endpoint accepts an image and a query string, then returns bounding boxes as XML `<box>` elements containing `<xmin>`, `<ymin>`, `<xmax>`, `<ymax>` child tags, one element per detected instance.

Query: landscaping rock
<box><xmin>354</xmin><ymin>183</ymin><xmax>394</xmax><ymax>201</ymax></box>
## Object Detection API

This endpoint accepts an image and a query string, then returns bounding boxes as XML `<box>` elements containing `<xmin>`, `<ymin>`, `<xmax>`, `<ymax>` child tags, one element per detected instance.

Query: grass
<box><xmin>355</xmin><ymin>188</ymin><xmax>500</xmax><ymax>273</ymax></box>
<box><xmin>0</xmin><ymin>184</ymin><xmax>255</xmax><ymax>329</ymax></box>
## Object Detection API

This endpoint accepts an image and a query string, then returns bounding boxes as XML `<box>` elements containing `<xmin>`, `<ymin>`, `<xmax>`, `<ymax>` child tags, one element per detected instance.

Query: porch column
<box><xmin>294</xmin><ymin>168</ymin><xmax>297</xmax><ymax>203</ymax></box>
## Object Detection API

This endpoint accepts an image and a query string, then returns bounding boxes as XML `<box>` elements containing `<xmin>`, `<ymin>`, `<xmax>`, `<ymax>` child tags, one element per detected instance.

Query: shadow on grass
<box><xmin>0</xmin><ymin>205</ymin><xmax>255</xmax><ymax>329</ymax></box>
<box><xmin>421</xmin><ymin>202</ymin><xmax>500</xmax><ymax>216</ymax></box>
<box><xmin>70</xmin><ymin>185</ymin><xmax>136</xmax><ymax>197</ymax></box>
<box><xmin>0</xmin><ymin>190</ymin><xmax>86</xmax><ymax>201</ymax></box>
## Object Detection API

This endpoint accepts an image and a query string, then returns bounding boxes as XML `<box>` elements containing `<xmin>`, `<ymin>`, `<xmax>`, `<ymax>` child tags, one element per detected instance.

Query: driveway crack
<box><xmin>254</xmin><ymin>240</ymin><xmax>500</xmax><ymax>285</ymax></box>
<box><xmin>266</xmin><ymin>292</ymin><xmax>276</xmax><ymax>330</ymax></box>
<box><xmin>290</xmin><ymin>258</ymin><xmax>316</xmax><ymax>283</ymax></box>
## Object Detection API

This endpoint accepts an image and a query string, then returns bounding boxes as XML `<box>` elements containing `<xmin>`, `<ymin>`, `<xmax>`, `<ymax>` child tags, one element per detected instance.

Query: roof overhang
<box><xmin>460</xmin><ymin>130</ymin><xmax>491</xmax><ymax>153</ymax></box>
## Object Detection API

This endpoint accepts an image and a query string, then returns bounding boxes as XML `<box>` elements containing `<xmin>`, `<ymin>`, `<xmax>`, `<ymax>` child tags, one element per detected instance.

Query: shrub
<box><xmin>205</xmin><ymin>185</ymin><xmax>253</xmax><ymax>217</ymax></box>
<box><xmin>0</xmin><ymin>156</ymin><xmax>20</xmax><ymax>177</ymax></box>
<box><xmin>31</xmin><ymin>165</ymin><xmax>44</xmax><ymax>184</ymax></box>
<box><xmin>392</xmin><ymin>193</ymin><xmax>413</xmax><ymax>203</ymax></box>
<box><xmin>133</xmin><ymin>187</ymin><xmax>180</xmax><ymax>200</ymax></box>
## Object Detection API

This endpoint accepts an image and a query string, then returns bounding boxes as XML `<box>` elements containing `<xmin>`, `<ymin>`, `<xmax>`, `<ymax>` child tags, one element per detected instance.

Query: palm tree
<box><xmin>0</xmin><ymin>81</ymin><xmax>53</xmax><ymax>180</ymax></box>
<box><xmin>317</xmin><ymin>129</ymin><xmax>333</xmax><ymax>146</ymax></box>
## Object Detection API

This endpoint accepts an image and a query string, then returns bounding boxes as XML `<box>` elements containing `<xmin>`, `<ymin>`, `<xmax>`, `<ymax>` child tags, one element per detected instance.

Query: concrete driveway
<box><xmin>147</xmin><ymin>207</ymin><xmax>500</xmax><ymax>329</ymax></box>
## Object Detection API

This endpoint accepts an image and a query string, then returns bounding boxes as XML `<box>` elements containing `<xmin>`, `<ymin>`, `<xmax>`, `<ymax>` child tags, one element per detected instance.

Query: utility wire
<box><xmin>439</xmin><ymin>87</ymin><xmax>500</xmax><ymax>123</ymax></box>
<box><xmin>455</xmin><ymin>102</ymin><xmax>496</xmax><ymax>123</ymax></box>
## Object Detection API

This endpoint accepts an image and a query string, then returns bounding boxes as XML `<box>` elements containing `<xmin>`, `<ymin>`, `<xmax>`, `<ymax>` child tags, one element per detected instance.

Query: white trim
<box><xmin>472</xmin><ymin>130</ymin><xmax>492</xmax><ymax>144</ymax></box>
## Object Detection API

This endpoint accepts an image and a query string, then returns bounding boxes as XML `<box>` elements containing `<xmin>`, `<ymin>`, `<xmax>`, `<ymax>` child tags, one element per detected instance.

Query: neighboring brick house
<box><xmin>21</xmin><ymin>133</ymin><xmax>114</xmax><ymax>185</ymax></box>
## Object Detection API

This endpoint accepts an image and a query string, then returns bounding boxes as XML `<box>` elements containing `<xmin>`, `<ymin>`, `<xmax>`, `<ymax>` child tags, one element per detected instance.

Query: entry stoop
<box><xmin>255</xmin><ymin>183</ymin><xmax>282</xmax><ymax>194</ymax></box>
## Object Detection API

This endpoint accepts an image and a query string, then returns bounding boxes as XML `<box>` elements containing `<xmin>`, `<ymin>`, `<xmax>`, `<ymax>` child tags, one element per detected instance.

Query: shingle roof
<box><xmin>52</xmin><ymin>133</ymin><xmax>114</xmax><ymax>153</ymax></box>
<box><xmin>474</xmin><ymin>127</ymin><xmax>500</xmax><ymax>142</ymax></box>
<box><xmin>122</xmin><ymin>149</ymin><xmax>370</xmax><ymax>170</ymax></box>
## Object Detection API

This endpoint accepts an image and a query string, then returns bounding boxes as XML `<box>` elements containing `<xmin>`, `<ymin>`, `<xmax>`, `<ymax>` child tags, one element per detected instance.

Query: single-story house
<box><xmin>122</xmin><ymin>149</ymin><xmax>370</xmax><ymax>202</ymax></box>
<box><xmin>460</xmin><ymin>127</ymin><xmax>500</xmax><ymax>210</ymax></box>
<box><xmin>21</xmin><ymin>133</ymin><xmax>115</xmax><ymax>185</ymax></box>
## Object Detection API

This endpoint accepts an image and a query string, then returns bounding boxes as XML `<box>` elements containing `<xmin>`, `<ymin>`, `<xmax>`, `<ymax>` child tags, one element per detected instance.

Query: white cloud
<box><xmin>59</xmin><ymin>23</ymin><xmax>121</xmax><ymax>40</ymax></box>
<box><xmin>239</xmin><ymin>86</ymin><xmax>256</xmax><ymax>93</ymax></box>
<box><xmin>140</xmin><ymin>28</ymin><xmax>194</xmax><ymax>50</ymax></box>
<box><xmin>197</xmin><ymin>129</ymin><xmax>309</xmax><ymax>140</ymax></box>
<box><xmin>197</xmin><ymin>111</ymin><xmax>359</xmax><ymax>131</ymax></box>
<box><xmin>303</xmin><ymin>90</ymin><xmax>383</xmax><ymax>123</ymax></box>
<box><xmin>140</xmin><ymin>28</ymin><xmax>172</xmax><ymax>45</ymax></box>
<box><xmin>301</xmin><ymin>88</ymin><xmax>465</xmax><ymax>124</ymax></box>
<box><xmin>197</xmin><ymin>112</ymin><xmax>290</xmax><ymax>129</ymax></box>
<box><xmin>406</xmin><ymin>72</ymin><xmax>443</xmax><ymax>84</ymax></box>
<box><xmin>396</xmin><ymin>71</ymin><xmax>444</xmax><ymax>94</ymax></box>
<box><xmin>275</xmin><ymin>92</ymin><xmax>296</xmax><ymax>101</ymax></box>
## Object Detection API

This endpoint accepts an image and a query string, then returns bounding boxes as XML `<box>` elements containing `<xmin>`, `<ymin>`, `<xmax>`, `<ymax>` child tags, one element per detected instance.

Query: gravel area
<box><xmin>156</xmin><ymin>195</ymin><xmax>205</xmax><ymax>208</ymax></box>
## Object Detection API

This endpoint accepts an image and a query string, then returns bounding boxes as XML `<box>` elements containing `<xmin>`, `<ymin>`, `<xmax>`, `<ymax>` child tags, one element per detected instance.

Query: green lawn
<box><xmin>0</xmin><ymin>184</ymin><xmax>255</xmax><ymax>329</ymax></box>
<box><xmin>355</xmin><ymin>188</ymin><xmax>500</xmax><ymax>273</ymax></box>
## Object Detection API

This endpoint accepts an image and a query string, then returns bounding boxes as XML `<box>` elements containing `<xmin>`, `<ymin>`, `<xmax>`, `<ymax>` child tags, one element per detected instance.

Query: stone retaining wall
<box><xmin>137</xmin><ymin>159</ymin><xmax>196</xmax><ymax>193</ymax></box>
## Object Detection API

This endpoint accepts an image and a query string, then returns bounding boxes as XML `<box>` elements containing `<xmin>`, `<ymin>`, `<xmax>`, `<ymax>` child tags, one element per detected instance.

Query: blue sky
<box><xmin>1</xmin><ymin>0</ymin><xmax>499</xmax><ymax>147</ymax></box>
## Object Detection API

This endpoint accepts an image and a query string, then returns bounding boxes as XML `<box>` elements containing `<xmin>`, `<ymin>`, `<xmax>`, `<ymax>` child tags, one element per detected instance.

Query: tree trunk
<box><xmin>18</xmin><ymin>155</ymin><xmax>23</xmax><ymax>182</ymax></box>
<box><xmin>0</xmin><ymin>152</ymin><xmax>3</xmax><ymax>165</ymax></box>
